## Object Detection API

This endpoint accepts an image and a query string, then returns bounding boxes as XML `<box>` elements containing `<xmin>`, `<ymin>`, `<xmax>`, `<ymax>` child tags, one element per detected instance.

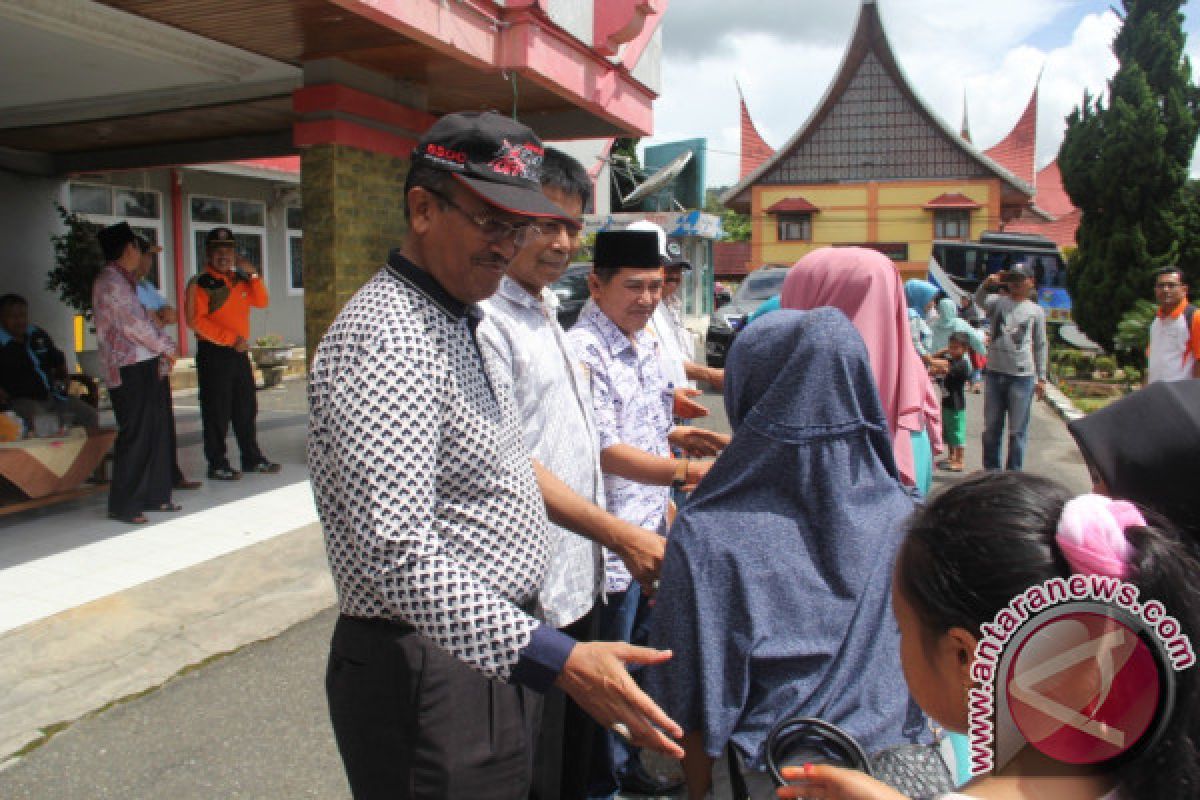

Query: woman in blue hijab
<box><xmin>904</xmin><ymin>279</ymin><xmax>940</xmax><ymax>359</ymax></box>
<box><xmin>643</xmin><ymin>308</ymin><xmax>926</xmax><ymax>799</ymax></box>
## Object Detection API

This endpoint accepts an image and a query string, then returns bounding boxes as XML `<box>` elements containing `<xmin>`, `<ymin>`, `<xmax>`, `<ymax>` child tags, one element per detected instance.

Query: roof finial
<box><xmin>960</xmin><ymin>89</ymin><xmax>972</xmax><ymax>142</ymax></box>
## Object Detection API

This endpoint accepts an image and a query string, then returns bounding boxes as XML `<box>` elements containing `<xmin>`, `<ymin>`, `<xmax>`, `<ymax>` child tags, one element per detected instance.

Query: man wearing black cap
<box><xmin>307</xmin><ymin>111</ymin><xmax>683</xmax><ymax>800</ymax></box>
<box><xmin>974</xmin><ymin>263</ymin><xmax>1047</xmax><ymax>470</ymax></box>
<box><xmin>185</xmin><ymin>227</ymin><xmax>278</xmax><ymax>480</ymax></box>
<box><xmin>92</xmin><ymin>221</ymin><xmax>179</xmax><ymax>524</ymax></box>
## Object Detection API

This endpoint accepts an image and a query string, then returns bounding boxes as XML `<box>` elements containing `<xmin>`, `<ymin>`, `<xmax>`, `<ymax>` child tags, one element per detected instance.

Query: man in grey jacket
<box><xmin>974</xmin><ymin>263</ymin><xmax>1047</xmax><ymax>470</ymax></box>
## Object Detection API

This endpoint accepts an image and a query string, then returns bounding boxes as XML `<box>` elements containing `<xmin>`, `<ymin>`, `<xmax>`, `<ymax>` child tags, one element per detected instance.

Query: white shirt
<box><xmin>478</xmin><ymin>276</ymin><xmax>605</xmax><ymax>628</ymax></box>
<box><xmin>1148</xmin><ymin>302</ymin><xmax>1198</xmax><ymax>383</ymax></box>
<box><xmin>649</xmin><ymin>296</ymin><xmax>694</xmax><ymax>392</ymax></box>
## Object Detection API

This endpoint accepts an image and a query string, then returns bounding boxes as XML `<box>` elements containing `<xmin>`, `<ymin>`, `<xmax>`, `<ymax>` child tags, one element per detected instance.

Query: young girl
<box><xmin>778</xmin><ymin>471</ymin><xmax>1200</xmax><ymax>800</ymax></box>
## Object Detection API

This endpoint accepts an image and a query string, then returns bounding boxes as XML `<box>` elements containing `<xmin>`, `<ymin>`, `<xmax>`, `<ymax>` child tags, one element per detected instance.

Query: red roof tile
<box><xmin>232</xmin><ymin>156</ymin><xmax>301</xmax><ymax>174</ymax></box>
<box><xmin>1032</xmin><ymin>159</ymin><xmax>1075</xmax><ymax>218</ymax></box>
<box><xmin>766</xmin><ymin>197</ymin><xmax>819</xmax><ymax>213</ymax></box>
<box><xmin>739</xmin><ymin>86</ymin><xmax>775</xmax><ymax>180</ymax></box>
<box><xmin>984</xmin><ymin>85</ymin><xmax>1038</xmax><ymax>187</ymax></box>
<box><xmin>923</xmin><ymin>192</ymin><xmax>982</xmax><ymax>210</ymax></box>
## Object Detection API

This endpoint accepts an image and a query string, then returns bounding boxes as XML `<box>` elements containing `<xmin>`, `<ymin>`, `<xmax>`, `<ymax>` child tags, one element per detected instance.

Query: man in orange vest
<box><xmin>185</xmin><ymin>227</ymin><xmax>280</xmax><ymax>480</ymax></box>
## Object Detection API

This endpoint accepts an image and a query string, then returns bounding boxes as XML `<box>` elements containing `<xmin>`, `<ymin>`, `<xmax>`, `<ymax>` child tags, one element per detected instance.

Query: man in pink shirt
<box><xmin>93</xmin><ymin>222</ymin><xmax>179</xmax><ymax>524</ymax></box>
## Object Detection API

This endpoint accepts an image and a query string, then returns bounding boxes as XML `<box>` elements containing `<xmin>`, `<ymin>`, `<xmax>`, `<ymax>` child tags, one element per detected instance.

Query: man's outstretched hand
<box><xmin>556</xmin><ymin>641</ymin><xmax>684</xmax><ymax>759</ymax></box>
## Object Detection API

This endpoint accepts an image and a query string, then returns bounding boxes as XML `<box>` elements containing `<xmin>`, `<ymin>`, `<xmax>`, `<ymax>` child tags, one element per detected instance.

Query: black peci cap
<box><xmin>411</xmin><ymin>111</ymin><xmax>569</xmax><ymax>220</ymax></box>
<box><xmin>593</xmin><ymin>230</ymin><xmax>663</xmax><ymax>271</ymax></box>
<box><xmin>97</xmin><ymin>222</ymin><xmax>137</xmax><ymax>258</ymax></box>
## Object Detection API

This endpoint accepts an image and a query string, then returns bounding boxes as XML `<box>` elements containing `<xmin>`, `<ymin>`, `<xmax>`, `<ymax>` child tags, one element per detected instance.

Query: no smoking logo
<box><xmin>1005</xmin><ymin>609</ymin><xmax>1165</xmax><ymax>765</ymax></box>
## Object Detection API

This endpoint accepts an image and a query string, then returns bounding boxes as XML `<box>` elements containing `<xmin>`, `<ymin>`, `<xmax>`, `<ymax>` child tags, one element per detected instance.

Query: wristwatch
<box><xmin>671</xmin><ymin>457</ymin><xmax>690</xmax><ymax>489</ymax></box>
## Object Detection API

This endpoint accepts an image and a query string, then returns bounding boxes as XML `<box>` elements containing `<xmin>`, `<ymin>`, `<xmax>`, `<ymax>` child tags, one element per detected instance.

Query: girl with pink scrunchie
<box><xmin>777</xmin><ymin>471</ymin><xmax>1200</xmax><ymax>800</ymax></box>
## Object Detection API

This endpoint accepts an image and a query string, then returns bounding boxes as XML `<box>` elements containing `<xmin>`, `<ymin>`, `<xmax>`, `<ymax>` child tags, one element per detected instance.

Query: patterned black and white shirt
<box><xmin>307</xmin><ymin>251</ymin><xmax>573</xmax><ymax>689</ymax></box>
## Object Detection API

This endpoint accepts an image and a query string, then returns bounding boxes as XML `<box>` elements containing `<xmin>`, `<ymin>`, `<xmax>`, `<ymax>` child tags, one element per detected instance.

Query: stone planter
<box><xmin>250</xmin><ymin>346</ymin><xmax>291</xmax><ymax>369</ymax></box>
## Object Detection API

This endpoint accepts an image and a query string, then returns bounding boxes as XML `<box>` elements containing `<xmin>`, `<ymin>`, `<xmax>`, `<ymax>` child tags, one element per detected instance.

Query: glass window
<box><xmin>288</xmin><ymin>235</ymin><xmax>303</xmax><ymax>291</ymax></box>
<box><xmin>191</xmin><ymin>197</ymin><xmax>228</xmax><ymax>223</ymax></box>
<box><xmin>231</xmin><ymin>200</ymin><xmax>265</xmax><ymax>227</ymax></box>
<box><xmin>69</xmin><ymin>183</ymin><xmax>112</xmax><ymax>216</ymax></box>
<box><xmin>116</xmin><ymin>188</ymin><xmax>159</xmax><ymax>219</ymax></box>
<box><xmin>286</xmin><ymin>206</ymin><xmax>303</xmax><ymax>231</ymax></box>
<box><xmin>777</xmin><ymin>213</ymin><xmax>812</xmax><ymax>242</ymax></box>
<box><xmin>934</xmin><ymin>210</ymin><xmax>970</xmax><ymax>240</ymax></box>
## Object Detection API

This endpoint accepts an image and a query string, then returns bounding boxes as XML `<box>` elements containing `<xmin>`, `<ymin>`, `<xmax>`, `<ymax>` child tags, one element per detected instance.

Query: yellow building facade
<box><xmin>725</xmin><ymin>1</ymin><xmax>1034</xmax><ymax>280</ymax></box>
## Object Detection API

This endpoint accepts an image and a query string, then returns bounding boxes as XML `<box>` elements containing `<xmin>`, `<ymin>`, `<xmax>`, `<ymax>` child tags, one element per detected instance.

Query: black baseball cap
<box><xmin>205</xmin><ymin>227</ymin><xmax>236</xmax><ymax>249</ymax></box>
<box><xmin>411</xmin><ymin>111</ymin><xmax>570</xmax><ymax>220</ymax></box>
<box><xmin>593</xmin><ymin>230</ymin><xmax>663</xmax><ymax>271</ymax></box>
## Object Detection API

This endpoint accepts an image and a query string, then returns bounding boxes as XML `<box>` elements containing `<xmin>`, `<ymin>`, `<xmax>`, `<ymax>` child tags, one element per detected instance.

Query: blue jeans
<box><xmin>586</xmin><ymin>585</ymin><xmax>647</xmax><ymax>799</ymax></box>
<box><xmin>982</xmin><ymin>371</ymin><xmax>1036</xmax><ymax>470</ymax></box>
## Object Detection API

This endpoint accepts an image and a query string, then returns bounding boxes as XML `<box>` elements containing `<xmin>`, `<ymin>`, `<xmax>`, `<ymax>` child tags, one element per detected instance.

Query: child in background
<box><xmin>776</xmin><ymin>471</ymin><xmax>1200</xmax><ymax>800</ymax></box>
<box><xmin>936</xmin><ymin>332</ymin><xmax>971</xmax><ymax>472</ymax></box>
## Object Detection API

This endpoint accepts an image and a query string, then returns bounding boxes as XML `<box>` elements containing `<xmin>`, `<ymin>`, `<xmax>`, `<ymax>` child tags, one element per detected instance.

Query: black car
<box><xmin>705</xmin><ymin>266</ymin><xmax>789</xmax><ymax>367</ymax></box>
<box><xmin>550</xmin><ymin>262</ymin><xmax>591</xmax><ymax>329</ymax></box>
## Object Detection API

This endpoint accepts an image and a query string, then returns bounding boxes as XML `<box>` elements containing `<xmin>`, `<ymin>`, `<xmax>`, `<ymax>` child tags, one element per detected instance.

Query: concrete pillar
<box><xmin>300</xmin><ymin>145</ymin><xmax>409</xmax><ymax>354</ymax></box>
<box><xmin>293</xmin><ymin>60</ymin><xmax>434</xmax><ymax>358</ymax></box>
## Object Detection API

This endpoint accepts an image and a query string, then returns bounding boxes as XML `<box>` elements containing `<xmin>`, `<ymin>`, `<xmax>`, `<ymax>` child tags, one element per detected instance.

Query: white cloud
<box><xmin>643</xmin><ymin>2</ymin><xmax>1141</xmax><ymax>188</ymax></box>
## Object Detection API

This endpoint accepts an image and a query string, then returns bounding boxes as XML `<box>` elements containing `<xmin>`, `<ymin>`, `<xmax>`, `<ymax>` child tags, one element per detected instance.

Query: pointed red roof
<box><xmin>1031</xmin><ymin>159</ymin><xmax>1074</xmax><ymax>218</ymax></box>
<box><xmin>766</xmin><ymin>197</ymin><xmax>819</xmax><ymax>213</ymax></box>
<box><xmin>985</xmin><ymin>84</ymin><xmax>1038</xmax><ymax>188</ymax></box>
<box><xmin>739</xmin><ymin>86</ymin><xmax>775</xmax><ymax>180</ymax></box>
<box><xmin>924</xmin><ymin>192</ymin><xmax>981</xmax><ymax>210</ymax></box>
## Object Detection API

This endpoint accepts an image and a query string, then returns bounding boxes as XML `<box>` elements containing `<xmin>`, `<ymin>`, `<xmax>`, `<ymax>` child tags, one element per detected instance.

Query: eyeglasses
<box><xmin>425</xmin><ymin>188</ymin><xmax>541</xmax><ymax>247</ymax></box>
<box><xmin>1156</xmin><ymin>282</ymin><xmax>1183</xmax><ymax>289</ymax></box>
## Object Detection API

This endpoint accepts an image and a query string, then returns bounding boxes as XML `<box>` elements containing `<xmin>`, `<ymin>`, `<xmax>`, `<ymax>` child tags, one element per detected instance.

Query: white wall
<box><xmin>0</xmin><ymin>168</ymin><xmax>81</xmax><ymax>369</ymax></box>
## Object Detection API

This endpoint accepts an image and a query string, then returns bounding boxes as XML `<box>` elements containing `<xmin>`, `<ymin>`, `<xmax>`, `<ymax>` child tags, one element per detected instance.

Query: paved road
<box><xmin>0</xmin><ymin>386</ymin><xmax>1089</xmax><ymax>798</ymax></box>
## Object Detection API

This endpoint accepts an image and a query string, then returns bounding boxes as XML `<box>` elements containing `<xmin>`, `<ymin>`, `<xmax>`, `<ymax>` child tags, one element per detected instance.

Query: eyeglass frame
<box><xmin>422</xmin><ymin>187</ymin><xmax>543</xmax><ymax>248</ymax></box>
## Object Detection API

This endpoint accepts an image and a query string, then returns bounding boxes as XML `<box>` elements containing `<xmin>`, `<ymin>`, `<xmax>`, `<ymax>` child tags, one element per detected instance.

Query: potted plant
<box><xmin>46</xmin><ymin>204</ymin><xmax>105</xmax><ymax>378</ymax></box>
<box><xmin>251</xmin><ymin>334</ymin><xmax>292</xmax><ymax>387</ymax></box>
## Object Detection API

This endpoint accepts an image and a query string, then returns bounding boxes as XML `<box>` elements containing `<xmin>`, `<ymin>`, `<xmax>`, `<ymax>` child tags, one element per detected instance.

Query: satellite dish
<box><xmin>620</xmin><ymin>150</ymin><xmax>693</xmax><ymax>207</ymax></box>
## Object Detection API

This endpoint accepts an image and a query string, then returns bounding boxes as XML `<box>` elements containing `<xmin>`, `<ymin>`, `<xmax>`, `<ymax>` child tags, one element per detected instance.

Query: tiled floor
<box><xmin>0</xmin><ymin>379</ymin><xmax>314</xmax><ymax>635</ymax></box>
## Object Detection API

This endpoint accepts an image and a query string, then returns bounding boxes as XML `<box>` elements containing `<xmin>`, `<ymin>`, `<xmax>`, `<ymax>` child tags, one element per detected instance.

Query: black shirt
<box><xmin>942</xmin><ymin>355</ymin><xmax>971</xmax><ymax>412</ymax></box>
<box><xmin>0</xmin><ymin>326</ymin><xmax>64</xmax><ymax>402</ymax></box>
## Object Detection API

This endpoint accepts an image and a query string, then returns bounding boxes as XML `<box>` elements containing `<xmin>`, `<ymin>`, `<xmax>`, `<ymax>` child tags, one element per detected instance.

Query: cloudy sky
<box><xmin>642</xmin><ymin>0</ymin><xmax>1200</xmax><ymax>189</ymax></box>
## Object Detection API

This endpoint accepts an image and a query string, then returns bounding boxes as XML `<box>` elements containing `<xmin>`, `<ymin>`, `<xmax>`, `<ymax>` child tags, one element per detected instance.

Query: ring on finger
<box><xmin>612</xmin><ymin>722</ymin><xmax>631</xmax><ymax>740</ymax></box>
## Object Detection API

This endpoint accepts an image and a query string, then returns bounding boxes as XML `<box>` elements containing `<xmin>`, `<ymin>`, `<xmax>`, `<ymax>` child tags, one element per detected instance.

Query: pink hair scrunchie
<box><xmin>1056</xmin><ymin>493</ymin><xmax>1143</xmax><ymax>579</ymax></box>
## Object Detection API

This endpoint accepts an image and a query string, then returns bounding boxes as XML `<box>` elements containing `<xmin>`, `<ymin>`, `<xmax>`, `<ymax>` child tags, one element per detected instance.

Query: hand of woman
<box><xmin>776</xmin><ymin>765</ymin><xmax>910</xmax><ymax>800</ymax></box>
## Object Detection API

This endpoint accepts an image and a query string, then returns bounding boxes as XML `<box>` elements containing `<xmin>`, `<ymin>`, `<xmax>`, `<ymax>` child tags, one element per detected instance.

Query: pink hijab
<box><xmin>780</xmin><ymin>247</ymin><xmax>943</xmax><ymax>487</ymax></box>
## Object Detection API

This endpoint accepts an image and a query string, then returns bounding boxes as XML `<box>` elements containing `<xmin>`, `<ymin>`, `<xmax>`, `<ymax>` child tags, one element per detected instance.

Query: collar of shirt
<box><xmin>578</xmin><ymin>299</ymin><xmax>653</xmax><ymax>359</ymax></box>
<box><xmin>1159</xmin><ymin>297</ymin><xmax>1190</xmax><ymax>319</ymax></box>
<box><xmin>496</xmin><ymin>275</ymin><xmax>552</xmax><ymax>315</ymax></box>
<box><xmin>386</xmin><ymin>248</ymin><xmax>483</xmax><ymax>326</ymax></box>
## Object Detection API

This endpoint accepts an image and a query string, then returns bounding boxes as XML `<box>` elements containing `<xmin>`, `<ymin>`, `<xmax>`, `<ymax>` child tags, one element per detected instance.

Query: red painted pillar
<box><xmin>170</xmin><ymin>168</ymin><xmax>188</xmax><ymax>356</ymax></box>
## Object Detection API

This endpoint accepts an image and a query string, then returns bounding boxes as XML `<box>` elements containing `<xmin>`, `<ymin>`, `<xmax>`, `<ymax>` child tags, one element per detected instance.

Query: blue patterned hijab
<box><xmin>644</xmin><ymin>308</ymin><xmax>925</xmax><ymax>767</ymax></box>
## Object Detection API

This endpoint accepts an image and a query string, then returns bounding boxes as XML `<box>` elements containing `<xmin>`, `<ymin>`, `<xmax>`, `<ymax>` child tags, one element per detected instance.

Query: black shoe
<box><xmin>617</xmin><ymin>761</ymin><xmax>683</xmax><ymax>796</ymax></box>
<box><xmin>244</xmin><ymin>461</ymin><xmax>281</xmax><ymax>474</ymax></box>
<box><xmin>207</xmin><ymin>466</ymin><xmax>242</xmax><ymax>481</ymax></box>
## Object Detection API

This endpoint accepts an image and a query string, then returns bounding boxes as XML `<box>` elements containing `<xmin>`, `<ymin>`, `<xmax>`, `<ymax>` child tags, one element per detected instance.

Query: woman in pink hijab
<box><xmin>780</xmin><ymin>247</ymin><xmax>943</xmax><ymax>493</ymax></box>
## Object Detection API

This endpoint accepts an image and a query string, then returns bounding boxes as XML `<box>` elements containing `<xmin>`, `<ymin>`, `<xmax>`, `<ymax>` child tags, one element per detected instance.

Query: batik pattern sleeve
<box><xmin>571</xmin><ymin>338</ymin><xmax>621</xmax><ymax>452</ymax></box>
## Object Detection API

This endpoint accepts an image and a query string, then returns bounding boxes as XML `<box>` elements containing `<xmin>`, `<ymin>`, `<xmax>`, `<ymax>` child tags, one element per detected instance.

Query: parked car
<box><xmin>550</xmin><ymin>262</ymin><xmax>591</xmax><ymax>329</ymax></box>
<box><xmin>705</xmin><ymin>266</ymin><xmax>789</xmax><ymax>367</ymax></box>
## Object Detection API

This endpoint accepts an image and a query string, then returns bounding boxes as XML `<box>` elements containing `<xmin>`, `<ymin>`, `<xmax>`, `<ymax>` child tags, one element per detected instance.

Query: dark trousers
<box><xmin>531</xmin><ymin>608</ymin><xmax>602</xmax><ymax>800</ymax></box>
<box><xmin>326</xmin><ymin>615</ymin><xmax>539</xmax><ymax>800</ymax></box>
<box><xmin>195</xmin><ymin>339</ymin><xmax>264</xmax><ymax>471</ymax></box>
<box><xmin>160</xmin><ymin>376</ymin><xmax>185</xmax><ymax>485</ymax></box>
<box><xmin>108</xmin><ymin>359</ymin><xmax>172</xmax><ymax>517</ymax></box>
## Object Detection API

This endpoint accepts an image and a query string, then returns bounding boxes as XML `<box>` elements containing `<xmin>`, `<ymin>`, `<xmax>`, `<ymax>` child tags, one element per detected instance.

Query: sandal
<box><xmin>151</xmin><ymin>503</ymin><xmax>183</xmax><ymax>512</ymax></box>
<box><xmin>207</xmin><ymin>467</ymin><xmax>242</xmax><ymax>481</ymax></box>
<box><xmin>244</xmin><ymin>461</ymin><xmax>281</xmax><ymax>474</ymax></box>
<box><xmin>108</xmin><ymin>512</ymin><xmax>148</xmax><ymax>525</ymax></box>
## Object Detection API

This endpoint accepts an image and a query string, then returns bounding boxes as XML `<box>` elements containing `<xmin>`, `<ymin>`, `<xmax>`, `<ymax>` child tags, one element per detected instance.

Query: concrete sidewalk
<box><xmin>0</xmin><ymin>377</ymin><xmax>329</xmax><ymax>764</ymax></box>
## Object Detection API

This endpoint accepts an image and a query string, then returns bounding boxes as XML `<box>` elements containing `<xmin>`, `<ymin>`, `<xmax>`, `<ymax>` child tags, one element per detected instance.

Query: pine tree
<box><xmin>1059</xmin><ymin>0</ymin><xmax>1200</xmax><ymax>347</ymax></box>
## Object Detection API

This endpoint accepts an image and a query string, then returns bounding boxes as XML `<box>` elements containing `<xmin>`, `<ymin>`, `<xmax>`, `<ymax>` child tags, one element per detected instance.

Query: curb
<box><xmin>1043</xmin><ymin>381</ymin><xmax>1086</xmax><ymax>423</ymax></box>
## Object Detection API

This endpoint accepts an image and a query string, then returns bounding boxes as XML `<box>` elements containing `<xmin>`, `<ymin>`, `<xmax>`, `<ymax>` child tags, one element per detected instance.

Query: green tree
<box><xmin>610</xmin><ymin>138</ymin><xmax>641</xmax><ymax>211</ymax></box>
<box><xmin>1058</xmin><ymin>0</ymin><xmax>1200</xmax><ymax>347</ymax></box>
<box><xmin>46</xmin><ymin>203</ymin><xmax>104</xmax><ymax>319</ymax></box>
<box><xmin>706</xmin><ymin>187</ymin><xmax>750</xmax><ymax>242</ymax></box>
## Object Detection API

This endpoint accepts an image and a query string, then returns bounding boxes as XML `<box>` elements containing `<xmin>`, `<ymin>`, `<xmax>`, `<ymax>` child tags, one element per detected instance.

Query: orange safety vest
<box><xmin>185</xmin><ymin>266</ymin><xmax>268</xmax><ymax>347</ymax></box>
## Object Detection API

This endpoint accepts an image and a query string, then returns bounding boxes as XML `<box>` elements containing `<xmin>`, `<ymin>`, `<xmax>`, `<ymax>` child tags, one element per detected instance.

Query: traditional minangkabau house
<box><xmin>721</xmin><ymin>0</ymin><xmax>1079</xmax><ymax>279</ymax></box>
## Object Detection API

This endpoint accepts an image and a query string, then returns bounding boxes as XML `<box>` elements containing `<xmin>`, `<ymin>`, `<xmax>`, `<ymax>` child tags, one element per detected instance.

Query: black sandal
<box><xmin>151</xmin><ymin>503</ymin><xmax>183</xmax><ymax>512</ymax></box>
<box><xmin>108</xmin><ymin>512</ymin><xmax>148</xmax><ymax>524</ymax></box>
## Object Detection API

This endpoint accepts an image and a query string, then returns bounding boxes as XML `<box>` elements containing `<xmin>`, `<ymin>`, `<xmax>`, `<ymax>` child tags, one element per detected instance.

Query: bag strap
<box><xmin>727</xmin><ymin>747</ymin><xmax>750</xmax><ymax>800</ymax></box>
